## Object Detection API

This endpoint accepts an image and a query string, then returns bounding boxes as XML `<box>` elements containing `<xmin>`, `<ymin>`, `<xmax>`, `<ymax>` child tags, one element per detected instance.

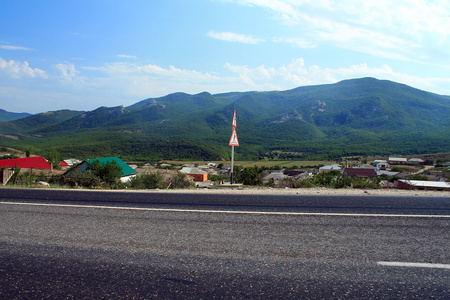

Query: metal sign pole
<box><xmin>229</xmin><ymin>109</ymin><xmax>238</xmax><ymax>185</ymax></box>
<box><xmin>231</xmin><ymin>145</ymin><xmax>234</xmax><ymax>184</ymax></box>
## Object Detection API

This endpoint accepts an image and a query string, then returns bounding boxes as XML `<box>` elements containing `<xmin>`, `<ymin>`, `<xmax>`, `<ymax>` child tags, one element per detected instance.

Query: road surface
<box><xmin>1</xmin><ymin>188</ymin><xmax>450</xmax><ymax>298</ymax></box>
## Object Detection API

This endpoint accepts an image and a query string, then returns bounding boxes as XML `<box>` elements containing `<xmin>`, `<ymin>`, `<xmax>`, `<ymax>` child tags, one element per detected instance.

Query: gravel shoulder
<box><xmin>142</xmin><ymin>186</ymin><xmax>450</xmax><ymax>197</ymax></box>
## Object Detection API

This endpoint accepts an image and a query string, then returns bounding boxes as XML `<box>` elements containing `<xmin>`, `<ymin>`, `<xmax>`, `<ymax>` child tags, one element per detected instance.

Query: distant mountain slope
<box><xmin>208</xmin><ymin>78</ymin><xmax>449</xmax><ymax>149</ymax></box>
<box><xmin>0</xmin><ymin>109</ymin><xmax>31</xmax><ymax>121</ymax></box>
<box><xmin>7</xmin><ymin>110</ymin><xmax>84</xmax><ymax>133</ymax></box>
<box><xmin>1</xmin><ymin>78</ymin><xmax>449</xmax><ymax>160</ymax></box>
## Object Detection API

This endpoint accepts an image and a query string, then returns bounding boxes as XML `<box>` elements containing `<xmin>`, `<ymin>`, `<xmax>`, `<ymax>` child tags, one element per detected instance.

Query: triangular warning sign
<box><xmin>229</xmin><ymin>128</ymin><xmax>239</xmax><ymax>146</ymax></box>
<box><xmin>232</xmin><ymin>110</ymin><xmax>237</xmax><ymax>127</ymax></box>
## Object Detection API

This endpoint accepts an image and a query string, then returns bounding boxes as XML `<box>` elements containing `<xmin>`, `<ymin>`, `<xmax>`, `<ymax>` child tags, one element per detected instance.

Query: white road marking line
<box><xmin>1</xmin><ymin>201</ymin><xmax>450</xmax><ymax>218</ymax></box>
<box><xmin>377</xmin><ymin>261</ymin><xmax>450</xmax><ymax>269</ymax></box>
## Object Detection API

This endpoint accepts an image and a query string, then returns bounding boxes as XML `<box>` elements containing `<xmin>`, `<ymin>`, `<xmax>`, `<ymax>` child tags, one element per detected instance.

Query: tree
<box><xmin>26</xmin><ymin>146</ymin><xmax>32</xmax><ymax>157</ymax></box>
<box><xmin>235</xmin><ymin>166</ymin><xmax>264</xmax><ymax>186</ymax></box>
<box><xmin>47</xmin><ymin>150</ymin><xmax>61</xmax><ymax>169</ymax></box>
<box><xmin>87</xmin><ymin>160</ymin><xmax>123</xmax><ymax>184</ymax></box>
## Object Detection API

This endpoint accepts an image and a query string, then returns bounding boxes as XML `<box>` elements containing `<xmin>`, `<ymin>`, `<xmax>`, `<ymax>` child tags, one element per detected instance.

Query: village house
<box><xmin>180</xmin><ymin>167</ymin><xmax>208</xmax><ymax>182</ymax></box>
<box><xmin>389</xmin><ymin>157</ymin><xmax>408</xmax><ymax>165</ymax></box>
<box><xmin>64</xmin><ymin>157</ymin><xmax>137</xmax><ymax>183</ymax></box>
<box><xmin>343</xmin><ymin>168</ymin><xmax>378</xmax><ymax>178</ymax></box>
<box><xmin>425</xmin><ymin>170</ymin><xmax>449</xmax><ymax>182</ymax></box>
<box><xmin>63</xmin><ymin>158</ymin><xmax>82</xmax><ymax>167</ymax></box>
<box><xmin>396</xmin><ymin>179</ymin><xmax>450</xmax><ymax>191</ymax></box>
<box><xmin>0</xmin><ymin>156</ymin><xmax>69</xmax><ymax>185</ymax></box>
<box><xmin>408</xmin><ymin>158</ymin><xmax>425</xmax><ymax>165</ymax></box>
<box><xmin>288</xmin><ymin>170</ymin><xmax>306</xmax><ymax>179</ymax></box>
<box><xmin>263</xmin><ymin>171</ymin><xmax>288</xmax><ymax>181</ymax></box>
<box><xmin>376</xmin><ymin>170</ymin><xmax>400</xmax><ymax>178</ymax></box>
<box><xmin>372</xmin><ymin>159</ymin><xmax>390</xmax><ymax>170</ymax></box>
<box><xmin>0</xmin><ymin>156</ymin><xmax>52</xmax><ymax>169</ymax></box>
<box><xmin>319</xmin><ymin>165</ymin><xmax>343</xmax><ymax>173</ymax></box>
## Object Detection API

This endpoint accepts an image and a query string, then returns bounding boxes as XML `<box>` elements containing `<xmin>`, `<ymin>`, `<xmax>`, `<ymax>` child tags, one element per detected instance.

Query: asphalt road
<box><xmin>1</xmin><ymin>188</ymin><xmax>450</xmax><ymax>299</ymax></box>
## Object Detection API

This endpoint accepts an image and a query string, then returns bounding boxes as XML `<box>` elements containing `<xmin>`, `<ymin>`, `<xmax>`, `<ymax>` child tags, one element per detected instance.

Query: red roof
<box><xmin>60</xmin><ymin>160</ymin><xmax>70</xmax><ymax>167</ymax></box>
<box><xmin>0</xmin><ymin>156</ymin><xmax>52</xmax><ymax>169</ymax></box>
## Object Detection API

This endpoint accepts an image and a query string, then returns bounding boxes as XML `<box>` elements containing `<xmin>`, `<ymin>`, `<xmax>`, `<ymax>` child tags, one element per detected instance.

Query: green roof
<box><xmin>85</xmin><ymin>157</ymin><xmax>137</xmax><ymax>177</ymax></box>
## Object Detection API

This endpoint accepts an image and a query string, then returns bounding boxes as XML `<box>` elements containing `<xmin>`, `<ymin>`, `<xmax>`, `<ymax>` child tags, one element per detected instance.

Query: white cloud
<box><xmin>84</xmin><ymin>62</ymin><xmax>220</xmax><ymax>83</ymax></box>
<box><xmin>54</xmin><ymin>62</ymin><xmax>80</xmax><ymax>81</ymax></box>
<box><xmin>117</xmin><ymin>54</ymin><xmax>137</xmax><ymax>59</ymax></box>
<box><xmin>207</xmin><ymin>31</ymin><xmax>264</xmax><ymax>44</ymax></box>
<box><xmin>72</xmin><ymin>58</ymin><xmax>450</xmax><ymax>102</ymax></box>
<box><xmin>79</xmin><ymin>62</ymin><xmax>228</xmax><ymax>99</ymax></box>
<box><xmin>0</xmin><ymin>57</ymin><xmax>46</xmax><ymax>79</ymax></box>
<box><xmin>0</xmin><ymin>45</ymin><xmax>34</xmax><ymax>51</ymax></box>
<box><xmin>223</xmin><ymin>58</ymin><xmax>450</xmax><ymax>95</ymax></box>
<box><xmin>3</xmin><ymin>56</ymin><xmax>450</xmax><ymax>114</ymax></box>
<box><xmin>228</xmin><ymin>0</ymin><xmax>450</xmax><ymax>63</ymax></box>
<box><xmin>273</xmin><ymin>37</ymin><xmax>316</xmax><ymax>48</ymax></box>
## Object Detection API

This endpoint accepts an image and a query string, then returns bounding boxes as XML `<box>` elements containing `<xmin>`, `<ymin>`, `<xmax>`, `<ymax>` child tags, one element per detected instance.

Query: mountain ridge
<box><xmin>0</xmin><ymin>109</ymin><xmax>32</xmax><ymax>122</ymax></box>
<box><xmin>1</xmin><ymin>77</ymin><xmax>449</xmax><ymax>161</ymax></box>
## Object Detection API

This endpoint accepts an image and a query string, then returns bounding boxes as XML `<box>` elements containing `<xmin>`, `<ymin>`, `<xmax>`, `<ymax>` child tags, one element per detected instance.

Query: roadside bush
<box><xmin>61</xmin><ymin>169</ymin><xmax>101</xmax><ymax>188</ymax></box>
<box><xmin>351</xmin><ymin>177</ymin><xmax>379</xmax><ymax>189</ymax></box>
<box><xmin>294</xmin><ymin>178</ymin><xmax>316</xmax><ymax>188</ymax></box>
<box><xmin>333</xmin><ymin>175</ymin><xmax>352</xmax><ymax>189</ymax></box>
<box><xmin>169</xmin><ymin>172</ymin><xmax>194</xmax><ymax>189</ymax></box>
<box><xmin>408</xmin><ymin>174</ymin><xmax>428</xmax><ymax>181</ymax></box>
<box><xmin>311</xmin><ymin>171</ymin><xmax>341</xmax><ymax>188</ymax></box>
<box><xmin>129</xmin><ymin>172</ymin><xmax>164</xmax><ymax>189</ymax></box>
<box><xmin>391</xmin><ymin>166</ymin><xmax>404</xmax><ymax>173</ymax></box>
<box><xmin>87</xmin><ymin>160</ymin><xmax>123</xmax><ymax>185</ymax></box>
<box><xmin>15</xmin><ymin>170</ymin><xmax>33</xmax><ymax>186</ymax></box>
<box><xmin>234</xmin><ymin>166</ymin><xmax>264</xmax><ymax>186</ymax></box>
<box><xmin>277</xmin><ymin>177</ymin><xmax>317</xmax><ymax>188</ymax></box>
<box><xmin>277</xmin><ymin>178</ymin><xmax>298</xmax><ymax>188</ymax></box>
<box><xmin>208</xmin><ymin>174</ymin><xmax>225</xmax><ymax>183</ymax></box>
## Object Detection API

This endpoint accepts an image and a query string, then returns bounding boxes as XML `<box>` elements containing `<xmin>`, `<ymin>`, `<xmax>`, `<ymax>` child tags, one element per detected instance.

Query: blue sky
<box><xmin>1</xmin><ymin>0</ymin><xmax>450</xmax><ymax>114</ymax></box>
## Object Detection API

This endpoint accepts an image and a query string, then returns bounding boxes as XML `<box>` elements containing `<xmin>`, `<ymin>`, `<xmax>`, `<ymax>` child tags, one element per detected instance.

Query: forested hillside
<box><xmin>1</xmin><ymin>78</ymin><xmax>449</xmax><ymax>161</ymax></box>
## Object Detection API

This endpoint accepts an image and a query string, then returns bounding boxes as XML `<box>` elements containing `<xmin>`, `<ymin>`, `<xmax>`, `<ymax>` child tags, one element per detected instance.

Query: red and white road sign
<box><xmin>229</xmin><ymin>127</ymin><xmax>239</xmax><ymax>146</ymax></box>
<box><xmin>232</xmin><ymin>110</ymin><xmax>237</xmax><ymax>127</ymax></box>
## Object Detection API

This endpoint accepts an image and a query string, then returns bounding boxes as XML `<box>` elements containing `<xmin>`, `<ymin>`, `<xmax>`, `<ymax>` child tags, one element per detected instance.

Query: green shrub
<box><xmin>234</xmin><ymin>166</ymin><xmax>264</xmax><ymax>186</ymax></box>
<box><xmin>87</xmin><ymin>160</ymin><xmax>123</xmax><ymax>185</ymax></box>
<box><xmin>169</xmin><ymin>172</ymin><xmax>194</xmax><ymax>189</ymax></box>
<box><xmin>129</xmin><ymin>172</ymin><xmax>164</xmax><ymax>189</ymax></box>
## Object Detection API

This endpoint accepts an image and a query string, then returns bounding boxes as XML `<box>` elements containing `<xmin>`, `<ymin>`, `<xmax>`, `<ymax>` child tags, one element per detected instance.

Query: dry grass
<box><xmin>162</xmin><ymin>160</ymin><xmax>335</xmax><ymax>168</ymax></box>
<box><xmin>0</xmin><ymin>147</ymin><xmax>26</xmax><ymax>157</ymax></box>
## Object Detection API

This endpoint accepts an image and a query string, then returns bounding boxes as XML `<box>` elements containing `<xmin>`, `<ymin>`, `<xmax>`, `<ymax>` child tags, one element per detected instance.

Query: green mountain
<box><xmin>0</xmin><ymin>109</ymin><xmax>31</xmax><ymax>121</ymax></box>
<box><xmin>1</xmin><ymin>78</ymin><xmax>449</xmax><ymax>161</ymax></box>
